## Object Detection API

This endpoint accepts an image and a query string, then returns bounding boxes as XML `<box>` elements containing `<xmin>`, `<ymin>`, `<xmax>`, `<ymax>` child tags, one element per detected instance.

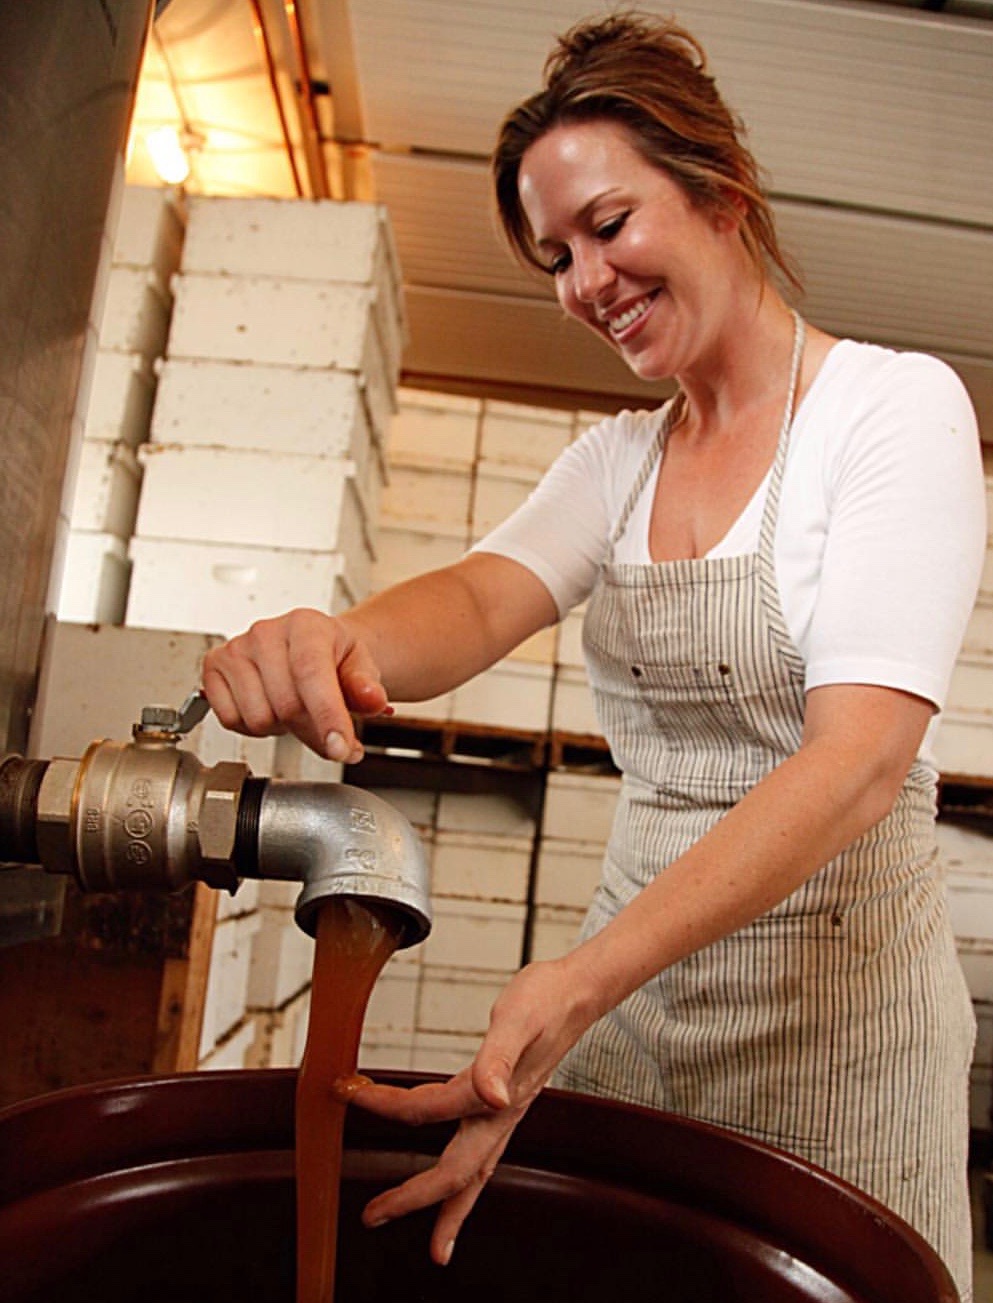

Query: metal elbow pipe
<box><xmin>0</xmin><ymin>721</ymin><xmax>431</xmax><ymax>949</ymax></box>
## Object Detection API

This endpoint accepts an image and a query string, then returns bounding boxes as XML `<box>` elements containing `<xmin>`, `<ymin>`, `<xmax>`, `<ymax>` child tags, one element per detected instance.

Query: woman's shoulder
<box><xmin>570</xmin><ymin>403</ymin><xmax>669</xmax><ymax>474</ymax></box>
<box><xmin>814</xmin><ymin>338</ymin><xmax>973</xmax><ymax>412</ymax></box>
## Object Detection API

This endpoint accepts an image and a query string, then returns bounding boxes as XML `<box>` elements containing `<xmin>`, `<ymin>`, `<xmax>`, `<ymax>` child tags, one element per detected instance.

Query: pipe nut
<box><xmin>35</xmin><ymin>758</ymin><xmax>81</xmax><ymax>876</ymax></box>
<box><xmin>197</xmin><ymin>762</ymin><xmax>248</xmax><ymax>866</ymax></box>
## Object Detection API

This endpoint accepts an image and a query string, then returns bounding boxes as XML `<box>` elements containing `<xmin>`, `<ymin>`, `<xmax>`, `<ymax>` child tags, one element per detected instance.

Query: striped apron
<box><xmin>555</xmin><ymin>347</ymin><xmax>976</xmax><ymax>1297</ymax></box>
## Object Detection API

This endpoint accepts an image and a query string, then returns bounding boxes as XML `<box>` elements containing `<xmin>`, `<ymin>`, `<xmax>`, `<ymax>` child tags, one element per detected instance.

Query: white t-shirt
<box><xmin>474</xmin><ymin>340</ymin><xmax>986</xmax><ymax>718</ymax></box>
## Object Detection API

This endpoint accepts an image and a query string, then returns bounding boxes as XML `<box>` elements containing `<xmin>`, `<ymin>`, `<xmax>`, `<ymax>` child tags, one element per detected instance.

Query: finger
<box><xmin>363</xmin><ymin>1109</ymin><xmax>519</xmax><ymax>1228</ymax></box>
<box><xmin>202</xmin><ymin>641</ymin><xmax>291</xmax><ymax>738</ymax></box>
<box><xmin>429</xmin><ymin>1130</ymin><xmax>515</xmax><ymax>1266</ymax></box>
<box><xmin>349</xmin><ymin>1071</ymin><xmax>488</xmax><ymax>1126</ymax></box>
<box><xmin>279</xmin><ymin>611</ymin><xmax>380</xmax><ymax>760</ymax></box>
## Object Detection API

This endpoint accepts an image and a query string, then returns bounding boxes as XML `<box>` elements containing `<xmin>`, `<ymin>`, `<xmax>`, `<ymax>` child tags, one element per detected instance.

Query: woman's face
<box><xmin>518</xmin><ymin>118</ymin><xmax>744</xmax><ymax>382</ymax></box>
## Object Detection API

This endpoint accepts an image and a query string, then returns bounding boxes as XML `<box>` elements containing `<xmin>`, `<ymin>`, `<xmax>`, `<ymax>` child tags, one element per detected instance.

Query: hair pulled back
<box><xmin>493</xmin><ymin>12</ymin><xmax>800</xmax><ymax>292</ymax></box>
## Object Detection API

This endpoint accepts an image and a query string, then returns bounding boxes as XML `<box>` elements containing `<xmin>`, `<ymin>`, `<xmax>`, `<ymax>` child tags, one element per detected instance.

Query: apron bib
<box><xmin>556</xmin><ymin>317</ymin><xmax>976</xmax><ymax>1297</ymax></box>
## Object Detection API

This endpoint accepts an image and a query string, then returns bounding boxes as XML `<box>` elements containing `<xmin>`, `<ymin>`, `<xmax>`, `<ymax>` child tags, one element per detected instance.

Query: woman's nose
<box><xmin>571</xmin><ymin>244</ymin><xmax>614</xmax><ymax>304</ymax></box>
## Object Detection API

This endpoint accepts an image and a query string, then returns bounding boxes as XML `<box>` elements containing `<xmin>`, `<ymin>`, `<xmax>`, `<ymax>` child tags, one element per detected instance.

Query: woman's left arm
<box><xmin>348</xmin><ymin>680</ymin><xmax>935</xmax><ymax>1264</ymax></box>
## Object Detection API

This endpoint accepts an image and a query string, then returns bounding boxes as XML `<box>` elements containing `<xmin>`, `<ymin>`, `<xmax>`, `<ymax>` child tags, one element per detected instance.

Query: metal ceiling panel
<box><xmin>346</xmin><ymin>0</ymin><xmax>993</xmax><ymax>223</ymax></box>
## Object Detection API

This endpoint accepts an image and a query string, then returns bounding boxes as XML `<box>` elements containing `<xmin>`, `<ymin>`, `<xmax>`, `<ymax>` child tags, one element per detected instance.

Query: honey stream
<box><xmin>296</xmin><ymin>897</ymin><xmax>403</xmax><ymax>1303</ymax></box>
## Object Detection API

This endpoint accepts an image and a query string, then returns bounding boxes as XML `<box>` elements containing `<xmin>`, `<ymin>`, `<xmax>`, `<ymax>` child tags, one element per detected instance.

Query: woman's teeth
<box><xmin>608</xmin><ymin>295</ymin><xmax>654</xmax><ymax>335</ymax></box>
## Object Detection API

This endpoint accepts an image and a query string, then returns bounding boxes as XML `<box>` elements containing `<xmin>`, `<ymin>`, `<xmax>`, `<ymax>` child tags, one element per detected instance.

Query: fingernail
<box><xmin>331</xmin><ymin>1073</ymin><xmax>373</xmax><ymax>1104</ymax></box>
<box><xmin>440</xmin><ymin>1239</ymin><xmax>455</xmax><ymax>1266</ymax></box>
<box><xmin>346</xmin><ymin>744</ymin><xmax>364</xmax><ymax>765</ymax></box>
<box><xmin>324</xmin><ymin>731</ymin><xmax>349</xmax><ymax>762</ymax></box>
<box><xmin>366</xmin><ymin>1215</ymin><xmax>388</xmax><ymax>1229</ymax></box>
<box><xmin>488</xmin><ymin>1076</ymin><xmax>511</xmax><ymax>1108</ymax></box>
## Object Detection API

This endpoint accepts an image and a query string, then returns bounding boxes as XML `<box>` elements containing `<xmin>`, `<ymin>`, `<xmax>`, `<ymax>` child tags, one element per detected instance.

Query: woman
<box><xmin>202</xmin><ymin>14</ymin><xmax>986</xmax><ymax>1296</ymax></box>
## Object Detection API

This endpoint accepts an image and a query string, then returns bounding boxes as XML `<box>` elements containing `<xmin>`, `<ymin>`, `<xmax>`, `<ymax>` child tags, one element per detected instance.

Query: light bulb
<box><xmin>146</xmin><ymin>126</ymin><xmax>190</xmax><ymax>185</ymax></box>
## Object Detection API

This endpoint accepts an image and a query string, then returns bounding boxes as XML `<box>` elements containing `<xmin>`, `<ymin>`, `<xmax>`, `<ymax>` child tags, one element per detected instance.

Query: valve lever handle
<box><xmin>176</xmin><ymin>689</ymin><xmax>210</xmax><ymax>735</ymax></box>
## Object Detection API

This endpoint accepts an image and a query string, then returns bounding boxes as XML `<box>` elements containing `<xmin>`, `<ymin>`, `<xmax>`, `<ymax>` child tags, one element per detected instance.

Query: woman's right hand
<box><xmin>201</xmin><ymin>607</ymin><xmax>389</xmax><ymax>762</ymax></box>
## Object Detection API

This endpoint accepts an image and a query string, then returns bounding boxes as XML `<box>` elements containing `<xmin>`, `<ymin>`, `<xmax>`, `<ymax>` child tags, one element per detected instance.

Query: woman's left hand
<box><xmin>346</xmin><ymin>956</ymin><xmax>602</xmax><ymax>1265</ymax></box>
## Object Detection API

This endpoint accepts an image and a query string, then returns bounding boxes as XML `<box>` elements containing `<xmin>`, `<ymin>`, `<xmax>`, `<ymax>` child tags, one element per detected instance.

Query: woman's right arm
<box><xmin>201</xmin><ymin>552</ymin><xmax>559</xmax><ymax>762</ymax></box>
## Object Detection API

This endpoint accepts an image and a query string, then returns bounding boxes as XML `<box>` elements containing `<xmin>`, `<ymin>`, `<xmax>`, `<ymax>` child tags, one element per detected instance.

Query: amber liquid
<box><xmin>296</xmin><ymin>897</ymin><xmax>402</xmax><ymax>1303</ymax></box>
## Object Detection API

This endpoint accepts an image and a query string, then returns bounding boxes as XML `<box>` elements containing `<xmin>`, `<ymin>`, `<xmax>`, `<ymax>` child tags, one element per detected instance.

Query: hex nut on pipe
<box><xmin>197</xmin><ymin>762</ymin><xmax>248</xmax><ymax>867</ymax></box>
<box><xmin>35</xmin><ymin>758</ymin><xmax>82</xmax><ymax>876</ymax></box>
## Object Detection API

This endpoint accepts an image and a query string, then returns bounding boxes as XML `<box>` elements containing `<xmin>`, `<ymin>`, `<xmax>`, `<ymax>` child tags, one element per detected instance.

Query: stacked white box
<box><xmin>451</xmin><ymin>659</ymin><xmax>552</xmax><ymax>732</ymax></box>
<box><xmin>198</xmin><ymin>909</ymin><xmax>264</xmax><ymax>1059</ymax></box>
<box><xmin>479</xmin><ymin>400</ymin><xmax>572</xmax><ymax>472</ymax></box>
<box><xmin>62</xmin><ymin>187</ymin><xmax>187</xmax><ymax>624</ymax></box>
<box><xmin>128</xmin><ymin>197</ymin><xmax>403</xmax><ymax>643</ymax></box>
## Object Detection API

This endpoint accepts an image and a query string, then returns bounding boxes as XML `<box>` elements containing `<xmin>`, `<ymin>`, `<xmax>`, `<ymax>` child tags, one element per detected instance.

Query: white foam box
<box><xmin>215</xmin><ymin>879</ymin><xmax>261</xmax><ymax>922</ymax></box>
<box><xmin>362</xmin><ymin>959</ymin><xmax>420</xmax><ymax>1034</ymax></box>
<box><xmin>270</xmin><ymin>735</ymin><xmax>345</xmax><ymax>785</ymax></box>
<box><xmin>379</xmin><ymin>463</ymin><xmax>472</xmax><ymax>534</ymax></box>
<box><xmin>436</xmin><ymin>789</ymin><xmax>536</xmax><ymax>839</ymax></box>
<box><xmin>198</xmin><ymin>1017</ymin><xmax>258</xmax><ymax>1072</ymax></box>
<box><xmin>931</xmin><ymin>710</ymin><xmax>993</xmax><ymax>779</ymax></box>
<box><xmin>126</xmin><ymin>538</ymin><xmax>359</xmax><ymax>638</ymax></box>
<box><xmin>557</xmin><ymin>605</ymin><xmax>587</xmax><ymax>669</ymax></box>
<box><xmin>389</xmin><ymin>693</ymin><xmax>455</xmax><ymax>723</ymax></box>
<box><xmin>430</xmin><ymin>831</ymin><xmax>533</xmax><ymax>905</ymax></box>
<box><xmin>964</xmin><ymin>598</ymin><xmax>993</xmax><ymax>653</ymax></box>
<box><xmin>541</xmin><ymin>772</ymin><xmax>621</xmax><ymax>845</ymax></box>
<box><xmin>69</xmin><ymin>439</ymin><xmax>142</xmax><ymax>536</ymax></box>
<box><xmin>371</xmin><ymin>522</ymin><xmax>467</xmax><ymax>592</ymax></box>
<box><xmin>150</xmin><ymin>359</ymin><xmax>384</xmax><ymax>494</ymax></box>
<box><xmin>534</xmin><ymin>838</ymin><xmax>604</xmax><ymax>910</ymax></box>
<box><xmin>972</xmin><ymin>1000</ymin><xmax>993</xmax><ymax>1131</ymax></box>
<box><xmin>551</xmin><ymin>666</ymin><xmax>602</xmax><ymax>736</ymax></box>
<box><xmin>246</xmin><ymin>906</ymin><xmax>316</xmax><ymax>1010</ymax></box>
<box><xmin>957</xmin><ymin>938</ymin><xmax>993</xmax><ymax>1003</ymax></box>
<box><xmin>251</xmin><ymin>986</ymin><xmax>311</xmax><ymax>1068</ymax></box>
<box><xmin>946</xmin><ymin>652</ymin><xmax>993</xmax><ymax>715</ymax></box>
<box><xmin>479</xmin><ymin>400</ymin><xmax>572</xmax><ymax>472</ymax></box>
<box><xmin>55</xmin><ymin>530</ymin><xmax>131</xmax><ymax>625</ymax></box>
<box><xmin>99</xmin><ymin>265</ymin><xmax>173</xmax><ymax>357</ymax></box>
<box><xmin>181</xmin><ymin>196</ymin><xmax>403</xmax><ymax>318</ymax></box>
<box><xmin>112</xmin><ymin>185</ymin><xmax>186</xmax><ymax>286</ymax></box>
<box><xmin>417</xmin><ymin>966</ymin><xmax>513</xmax><ymax>1036</ymax></box>
<box><xmin>134</xmin><ymin>445</ymin><xmax>375</xmax><ymax>554</ymax></box>
<box><xmin>408</xmin><ymin>1030</ymin><xmax>479</xmax><ymax>1075</ymax></box>
<box><xmin>941</xmin><ymin>826</ymin><xmax>993</xmax><ymax>944</ymax></box>
<box><xmin>83</xmin><ymin>349</ymin><xmax>156</xmax><ymax>447</ymax></box>
<box><xmin>363</xmin><ymin>785</ymin><xmax>439</xmax><ymax>835</ymax></box>
<box><xmin>529</xmin><ymin>904</ymin><xmax>586</xmax><ymax>962</ymax></box>
<box><xmin>451</xmin><ymin>660</ymin><xmax>552</xmax><ymax>732</ymax></box>
<box><xmin>421</xmin><ymin>898</ymin><xmax>526</xmax><ymax>972</ymax></box>
<box><xmin>359</xmin><ymin>1030</ymin><xmax>415</xmax><ymax>1071</ymax></box>
<box><xmin>168</xmin><ymin>272</ymin><xmax>400</xmax><ymax>387</ymax></box>
<box><xmin>199</xmin><ymin>910</ymin><xmax>264</xmax><ymax>1057</ymax></box>
<box><xmin>389</xmin><ymin>389</ymin><xmax>480</xmax><ymax>470</ymax></box>
<box><xmin>507</xmin><ymin>624</ymin><xmax>559</xmax><ymax>667</ymax></box>
<box><xmin>471</xmin><ymin>461</ymin><xmax>543</xmax><ymax>540</ymax></box>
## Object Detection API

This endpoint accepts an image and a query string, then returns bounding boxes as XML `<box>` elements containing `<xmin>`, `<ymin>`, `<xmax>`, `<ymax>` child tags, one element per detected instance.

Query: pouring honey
<box><xmin>295</xmin><ymin>896</ymin><xmax>403</xmax><ymax>1303</ymax></box>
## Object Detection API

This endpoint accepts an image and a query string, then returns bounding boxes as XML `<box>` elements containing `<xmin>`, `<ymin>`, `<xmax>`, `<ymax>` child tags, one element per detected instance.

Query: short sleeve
<box><xmin>803</xmin><ymin>352</ymin><xmax>986</xmax><ymax>709</ymax></box>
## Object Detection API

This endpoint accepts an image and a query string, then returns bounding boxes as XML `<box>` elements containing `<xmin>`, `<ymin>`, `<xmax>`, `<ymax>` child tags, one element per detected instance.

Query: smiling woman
<box><xmin>200</xmin><ymin>13</ymin><xmax>987</xmax><ymax>1300</ymax></box>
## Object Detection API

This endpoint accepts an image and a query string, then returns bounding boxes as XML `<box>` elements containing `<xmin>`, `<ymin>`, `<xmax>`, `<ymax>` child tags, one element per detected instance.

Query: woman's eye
<box><xmin>548</xmin><ymin>250</ymin><xmax>571</xmax><ymax>276</ymax></box>
<box><xmin>597</xmin><ymin>213</ymin><xmax>628</xmax><ymax>241</ymax></box>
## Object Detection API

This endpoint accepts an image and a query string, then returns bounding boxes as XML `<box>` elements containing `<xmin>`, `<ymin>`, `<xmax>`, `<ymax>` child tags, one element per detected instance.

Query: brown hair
<box><xmin>493</xmin><ymin>12</ymin><xmax>801</xmax><ymax>293</ymax></box>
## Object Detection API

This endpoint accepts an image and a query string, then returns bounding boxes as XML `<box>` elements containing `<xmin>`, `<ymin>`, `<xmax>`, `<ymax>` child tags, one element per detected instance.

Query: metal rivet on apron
<box><xmin>718</xmin><ymin>663</ymin><xmax>731</xmax><ymax>675</ymax></box>
<box><xmin>631</xmin><ymin>665</ymin><xmax>643</xmax><ymax>678</ymax></box>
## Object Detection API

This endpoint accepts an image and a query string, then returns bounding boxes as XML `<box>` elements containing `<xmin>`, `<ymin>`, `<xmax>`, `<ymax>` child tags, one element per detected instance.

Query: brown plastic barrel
<box><xmin>0</xmin><ymin>1070</ymin><xmax>957</xmax><ymax>1303</ymax></box>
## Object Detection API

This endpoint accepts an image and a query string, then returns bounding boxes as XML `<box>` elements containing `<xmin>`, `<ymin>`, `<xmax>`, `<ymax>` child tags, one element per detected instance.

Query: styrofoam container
<box><xmin>957</xmin><ymin>938</ymin><xmax>993</xmax><ymax>1003</ymax></box>
<box><xmin>134</xmin><ymin>445</ymin><xmax>375</xmax><ymax>554</ymax></box>
<box><xmin>528</xmin><ymin>905</ymin><xmax>586</xmax><ymax>963</ymax></box>
<box><xmin>371</xmin><ymin>522</ymin><xmax>467</xmax><ymax>592</ymax></box>
<box><xmin>150</xmin><ymin>359</ymin><xmax>384</xmax><ymax>491</ymax></box>
<box><xmin>167</xmin><ymin>272</ymin><xmax>400</xmax><ymax>384</ymax></box>
<box><xmin>534</xmin><ymin>838</ymin><xmax>604</xmax><ymax>910</ymax></box>
<box><xmin>358</xmin><ymin>1029</ymin><xmax>415</xmax><ymax>1071</ymax></box>
<box><xmin>126</xmin><ymin>538</ymin><xmax>359</xmax><ymax>638</ymax></box>
<box><xmin>389</xmin><ymin>389</ymin><xmax>480</xmax><ymax>469</ymax></box>
<box><xmin>420</xmin><ymin>898</ymin><xmax>526</xmax><ymax>972</ymax></box>
<box><xmin>931</xmin><ymin>709</ymin><xmax>993</xmax><ymax>779</ymax></box>
<box><xmin>83</xmin><ymin>349</ymin><xmax>156</xmax><ymax>447</ymax></box>
<box><xmin>471</xmin><ymin>460</ymin><xmax>543</xmax><ymax>539</ymax></box>
<box><xmin>436</xmin><ymin>789</ymin><xmax>537</xmax><ymax>839</ymax></box>
<box><xmin>182</xmin><ymin>196</ymin><xmax>403</xmax><ymax>314</ymax></box>
<box><xmin>251</xmin><ymin>986</ymin><xmax>311</xmax><ymax>1068</ymax></box>
<box><xmin>389</xmin><ymin>693</ymin><xmax>455</xmax><ymax>723</ymax></box>
<box><xmin>99</xmin><ymin>265</ymin><xmax>173</xmax><ymax>357</ymax></box>
<box><xmin>199</xmin><ymin>910</ymin><xmax>264</xmax><ymax>1056</ymax></box>
<box><xmin>198</xmin><ymin>1017</ymin><xmax>258</xmax><ymax>1072</ymax></box>
<box><xmin>271</xmin><ymin>734</ymin><xmax>345</xmax><ymax>785</ymax></box>
<box><xmin>363</xmin><ymin>785</ymin><xmax>439</xmax><ymax>834</ymax></box>
<box><xmin>69</xmin><ymin>439</ymin><xmax>142</xmax><ymax>536</ymax></box>
<box><xmin>430</xmin><ymin>831</ymin><xmax>533</xmax><ymax>904</ymax></box>
<box><xmin>946</xmin><ymin>652</ymin><xmax>993</xmax><ymax>715</ymax></box>
<box><xmin>379</xmin><ymin>463</ymin><xmax>472</xmax><ymax>533</ymax></box>
<box><xmin>972</xmin><ymin>1000</ymin><xmax>993</xmax><ymax>1131</ymax></box>
<box><xmin>451</xmin><ymin>660</ymin><xmax>552</xmax><ymax>732</ymax></box>
<box><xmin>363</xmin><ymin>961</ymin><xmax>420</xmax><ymax>1034</ymax></box>
<box><xmin>551</xmin><ymin>665</ymin><xmax>602</xmax><ymax>737</ymax></box>
<box><xmin>246</xmin><ymin>907</ymin><xmax>315</xmax><ymax>1009</ymax></box>
<box><xmin>407</xmin><ymin>1030</ymin><xmax>479</xmax><ymax>1075</ymax></box>
<box><xmin>507</xmin><ymin>623</ymin><xmax>559</xmax><ymax>666</ymax></box>
<box><xmin>112</xmin><ymin>185</ymin><xmax>186</xmax><ymax>285</ymax></box>
<box><xmin>215</xmin><ymin>879</ymin><xmax>261</xmax><ymax>922</ymax></box>
<box><xmin>479</xmin><ymin>400</ymin><xmax>572</xmax><ymax>471</ymax></box>
<box><xmin>557</xmin><ymin>606</ymin><xmax>587</xmax><ymax>669</ymax></box>
<box><xmin>964</xmin><ymin>598</ymin><xmax>993</xmax><ymax>654</ymax></box>
<box><xmin>417</xmin><ymin>966</ymin><xmax>513</xmax><ymax>1035</ymax></box>
<box><xmin>541</xmin><ymin>772</ymin><xmax>621</xmax><ymax>844</ymax></box>
<box><xmin>56</xmin><ymin>530</ymin><xmax>131</xmax><ymax>625</ymax></box>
